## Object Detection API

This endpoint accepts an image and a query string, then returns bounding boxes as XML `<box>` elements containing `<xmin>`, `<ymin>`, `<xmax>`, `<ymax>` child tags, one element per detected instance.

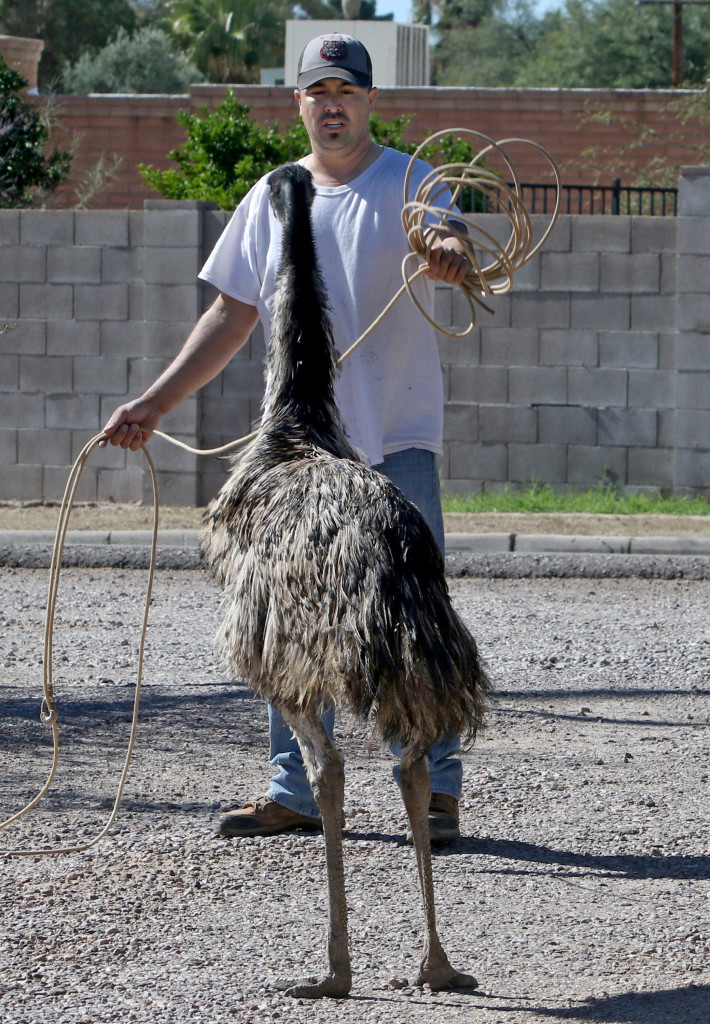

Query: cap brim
<box><xmin>297</xmin><ymin>67</ymin><xmax>371</xmax><ymax>89</ymax></box>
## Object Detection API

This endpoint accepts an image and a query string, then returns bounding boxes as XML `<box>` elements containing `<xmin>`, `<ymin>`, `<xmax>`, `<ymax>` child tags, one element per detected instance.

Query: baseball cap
<box><xmin>297</xmin><ymin>34</ymin><xmax>373</xmax><ymax>90</ymax></box>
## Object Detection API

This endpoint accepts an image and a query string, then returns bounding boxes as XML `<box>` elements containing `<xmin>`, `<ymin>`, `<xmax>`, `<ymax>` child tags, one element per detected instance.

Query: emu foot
<box><xmin>281</xmin><ymin>973</ymin><xmax>352</xmax><ymax>999</ymax></box>
<box><xmin>415</xmin><ymin>961</ymin><xmax>479</xmax><ymax>992</ymax></box>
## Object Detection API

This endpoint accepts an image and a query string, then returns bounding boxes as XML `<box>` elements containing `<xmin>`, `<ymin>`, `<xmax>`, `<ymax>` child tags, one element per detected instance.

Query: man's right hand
<box><xmin>100</xmin><ymin>397</ymin><xmax>164</xmax><ymax>451</ymax></box>
<box><xmin>98</xmin><ymin>294</ymin><xmax>259</xmax><ymax>452</ymax></box>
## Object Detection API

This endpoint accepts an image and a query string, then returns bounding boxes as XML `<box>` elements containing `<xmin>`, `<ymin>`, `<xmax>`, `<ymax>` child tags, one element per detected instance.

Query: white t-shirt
<box><xmin>199</xmin><ymin>146</ymin><xmax>446</xmax><ymax>467</ymax></box>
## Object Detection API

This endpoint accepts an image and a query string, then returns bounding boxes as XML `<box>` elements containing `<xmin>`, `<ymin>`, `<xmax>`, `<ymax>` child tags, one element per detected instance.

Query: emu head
<box><xmin>268</xmin><ymin>163</ymin><xmax>316</xmax><ymax>224</ymax></box>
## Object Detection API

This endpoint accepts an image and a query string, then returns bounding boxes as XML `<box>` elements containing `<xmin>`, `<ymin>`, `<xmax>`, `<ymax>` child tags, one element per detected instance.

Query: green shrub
<box><xmin>139</xmin><ymin>91</ymin><xmax>310</xmax><ymax>209</ymax></box>
<box><xmin>0</xmin><ymin>57</ymin><xmax>71</xmax><ymax>208</ymax></box>
<box><xmin>62</xmin><ymin>26</ymin><xmax>205</xmax><ymax>94</ymax></box>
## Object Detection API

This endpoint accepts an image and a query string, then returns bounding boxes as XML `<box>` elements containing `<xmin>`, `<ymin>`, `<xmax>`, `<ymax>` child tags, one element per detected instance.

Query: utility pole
<box><xmin>634</xmin><ymin>0</ymin><xmax>710</xmax><ymax>87</ymax></box>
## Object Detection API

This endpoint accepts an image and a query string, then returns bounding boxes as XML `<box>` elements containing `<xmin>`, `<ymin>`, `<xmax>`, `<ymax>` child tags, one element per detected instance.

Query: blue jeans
<box><xmin>267</xmin><ymin>448</ymin><xmax>462</xmax><ymax>817</ymax></box>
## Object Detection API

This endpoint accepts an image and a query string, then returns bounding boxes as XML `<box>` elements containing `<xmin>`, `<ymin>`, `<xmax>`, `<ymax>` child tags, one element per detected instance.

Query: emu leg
<box><xmin>399</xmin><ymin>745</ymin><xmax>478</xmax><ymax>991</ymax></box>
<box><xmin>281</xmin><ymin>709</ymin><xmax>352</xmax><ymax>999</ymax></box>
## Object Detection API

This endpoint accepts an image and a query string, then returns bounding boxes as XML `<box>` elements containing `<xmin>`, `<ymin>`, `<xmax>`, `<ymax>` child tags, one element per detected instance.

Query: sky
<box><xmin>384</xmin><ymin>0</ymin><xmax>562</xmax><ymax>20</ymax></box>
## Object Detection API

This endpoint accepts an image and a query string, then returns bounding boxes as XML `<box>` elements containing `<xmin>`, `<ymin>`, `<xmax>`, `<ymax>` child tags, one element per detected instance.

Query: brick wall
<box><xmin>39</xmin><ymin>83</ymin><xmax>708</xmax><ymax>210</ymax></box>
<box><xmin>47</xmin><ymin>95</ymin><xmax>186</xmax><ymax>210</ymax></box>
<box><xmin>1</xmin><ymin>167</ymin><xmax>709</xmax><ymax>505</ymax></box>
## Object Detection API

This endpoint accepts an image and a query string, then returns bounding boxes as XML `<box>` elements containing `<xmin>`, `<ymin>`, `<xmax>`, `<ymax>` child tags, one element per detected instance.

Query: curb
<box><xmin>0</xmin><ymin>529</ymin><xmax>201</xmax><ymax>548</ymax></box>
<box><xmin>2</xmin><ymin>530</ymin><xmax>710</xmax><ymax>557</ymax></box>
<box><xmin>445</xmin><ymin>532</ymin><xmax>710</xmax><ymax>556</ymax></box>
<box><xmin>2</xmin><ymin>531</ymin><xmax>710</xmax><ymax>579</ymax></box>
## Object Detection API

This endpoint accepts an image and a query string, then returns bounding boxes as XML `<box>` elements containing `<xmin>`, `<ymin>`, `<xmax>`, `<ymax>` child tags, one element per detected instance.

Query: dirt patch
<box><xmin>0</xmin><ymin>503</ymin><xmax>204</xmax><ymax>531</ymax></box>
<box><xmin>2</xmin><ymin>503</ymin><xmax>710</xmax><ymax>537</ymax></box>
<box><xmin>445</xmin><ymin>511</ymin><xmax>710</xmax><ymax>537</ymax></box>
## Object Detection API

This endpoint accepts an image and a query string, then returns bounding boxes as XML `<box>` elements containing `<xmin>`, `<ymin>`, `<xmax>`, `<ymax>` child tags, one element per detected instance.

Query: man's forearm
<box><xmin>142</xmin><ymin>294</ymin><xmax>259</xmax><ymax>414</ymax></box>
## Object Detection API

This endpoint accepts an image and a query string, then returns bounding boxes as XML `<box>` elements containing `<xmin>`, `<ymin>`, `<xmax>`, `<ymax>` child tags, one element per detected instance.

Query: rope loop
<box><xmin>293</xmin><ymin>131</ymin><xmax>560</xmax><ymax>400</ymax></box>
<box><xmin>40</xmin><ymin>698</ymin><xmax>57</xmax><ymax>725</ymax></box>
<box><xmin>1</xmin><ymin>433</ymin><xmax>159</xmax><ymax>857</ymax></box>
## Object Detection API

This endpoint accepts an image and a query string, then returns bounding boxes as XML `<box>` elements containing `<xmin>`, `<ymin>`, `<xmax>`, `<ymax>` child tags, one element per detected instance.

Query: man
<box><xmin>103</xmin><ymin>33</ymin><xmax>473</xmax><ymax>844</ymax></box>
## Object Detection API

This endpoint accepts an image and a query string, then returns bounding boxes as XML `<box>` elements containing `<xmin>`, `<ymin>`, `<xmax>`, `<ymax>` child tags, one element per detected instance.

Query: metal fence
<box><xmin>464</xmin><ymin>179</ymin><xmax>679</xmax><ymax>216</ymax></box>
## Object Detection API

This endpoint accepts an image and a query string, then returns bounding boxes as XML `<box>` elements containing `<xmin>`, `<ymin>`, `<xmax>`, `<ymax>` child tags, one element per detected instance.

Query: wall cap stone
<box><xmin>678</xmin><ymin>165</ymin><xmax>710</xmax><ymax>216</ymax></box>
<box><xmin>144</xmin><ymin>200</ymin><xmax>220</xmax><ymax>211</ymax></box>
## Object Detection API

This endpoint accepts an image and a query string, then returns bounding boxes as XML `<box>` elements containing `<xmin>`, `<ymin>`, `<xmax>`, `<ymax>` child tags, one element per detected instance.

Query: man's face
<box><xmin>295</xmin><ymin>78</ymin><xmax>377</xmax><ymax>157</ymax></box>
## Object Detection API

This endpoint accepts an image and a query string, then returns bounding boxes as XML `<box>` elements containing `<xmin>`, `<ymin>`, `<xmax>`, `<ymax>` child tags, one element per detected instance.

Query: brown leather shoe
<box><xmin>428</xmin><ymin>793</ymin><xmax>460</xmax><ymax>845</ymax></box>
<box><xmin>217</xmin><ymin>796</ymin><xmax>322</xmax><ymax>838</ymax></box>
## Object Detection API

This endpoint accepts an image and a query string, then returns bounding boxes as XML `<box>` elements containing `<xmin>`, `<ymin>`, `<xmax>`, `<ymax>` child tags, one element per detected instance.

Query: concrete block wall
<box><xmin>438</xmin><ymin>205</ymin><xmax>686</xmax><ymax>495</ymax></box>
<box><xmin>0</xmin><ymin>202</ymin><xmax>212</xmax><ymax>506</ymax></box>
<box><xmin>673</xmin><ymin>168</ymin><xmax>710</xmax><ymax>495</ymax></box>
<box><xmin>1</xmin><ymin>168</ymin><xmax>709</xmax><ymax>506</ymax></box>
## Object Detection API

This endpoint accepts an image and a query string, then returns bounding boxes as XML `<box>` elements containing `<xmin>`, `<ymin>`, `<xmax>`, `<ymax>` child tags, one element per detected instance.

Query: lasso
<box><xmin>0</xmin><ymin>131</ymin><xmax>559</xmax><ymax>854</ymax></box>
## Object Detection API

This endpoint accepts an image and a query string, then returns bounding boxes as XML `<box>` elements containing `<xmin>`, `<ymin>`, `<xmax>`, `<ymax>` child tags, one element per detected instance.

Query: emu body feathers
<box><xmin>202</xmin><ymin>162</ymin><xmax>488</xmax><ymax>749</ymax></box>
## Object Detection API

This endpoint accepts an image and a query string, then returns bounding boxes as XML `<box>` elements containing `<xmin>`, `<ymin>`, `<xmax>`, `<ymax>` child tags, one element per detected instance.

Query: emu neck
<box><xmin>265</xmin><ymin>194</ymin><xmax>340</xmax><ymax>438</ymax></box>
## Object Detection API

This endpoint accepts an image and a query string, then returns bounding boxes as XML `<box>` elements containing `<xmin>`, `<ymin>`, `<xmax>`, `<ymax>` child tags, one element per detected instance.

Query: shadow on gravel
<box><xmin>444</xmin><ymin>837</ymin><xmax>710</xmax><ymax>881</ymax></box>
<box><xmin>499</xmin><ymin>687</ymin><xmax>710</xmax><ymax>700</ymax></box>
<box><xmin>342</xmin><ymin>828</ymin><xmax>405</xmax><ymax>844</ymax></box>
<box><xmin>530</xmin><ymin>983</ymin><xmax>710</xmax><ymax>1021</ymax></box>
<box><xmin>497</xmin><ymin>688</ymin><xmax>710</xmax><ymax>730</ymax></box>
<box><xmin>0</xmin><ymin>686</ymin><xmax>262</xmax><ymax>749</ymax></box>
<box><xmin>1</xmin><ymin>687</ymin><xmax>255</xmax><ymax>722</ymax></box>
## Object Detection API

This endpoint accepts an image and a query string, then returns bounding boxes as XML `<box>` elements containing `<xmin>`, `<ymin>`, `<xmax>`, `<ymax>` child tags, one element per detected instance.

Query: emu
<box><xmin>202</xmin><ymin>162</ymin><xmax>490</xmax><ymax>999</ymax></box>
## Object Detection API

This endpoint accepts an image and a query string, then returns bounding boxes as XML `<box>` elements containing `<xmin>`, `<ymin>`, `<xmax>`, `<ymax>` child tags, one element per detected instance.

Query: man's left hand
<box><xmin>424</xmin><ymin>236</ymin><xmax>473</xmax><ymax>286</ymax></box>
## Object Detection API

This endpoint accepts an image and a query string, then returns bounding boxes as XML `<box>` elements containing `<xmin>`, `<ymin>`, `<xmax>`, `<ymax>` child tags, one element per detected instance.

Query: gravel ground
<box><xmin>1</xmin><ymin>564</ymin><xmax>709</xmax><ymax>1024</ymax></box>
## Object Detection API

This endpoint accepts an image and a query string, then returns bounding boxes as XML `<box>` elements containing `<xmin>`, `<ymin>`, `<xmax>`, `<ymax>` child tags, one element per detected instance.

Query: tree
<box><xmin>0</xmin><ymin>0</ymin><xmax>397</xmax><ymax>91</ymax></box>
<box><xmin>321</xmin><ymin>0</ymin><xmax>395</xmax><ymax>17</ymax></box>
<box><xmin>0</xmin><ymin>55</ymin><xmax>71</xmax><ymax>206</ymax></box>
<box><xmin>290</xmin><ymin>1</ymin><xmax>394</xmax><ymax>18</ymax></box>
<box><xmin>165</xmin><ymin>0</ymin><xmax>395</xmax><ymax>84</ymax></box>
<box><xmin>434</xmin><ymin>0</ymin><xmax>501</xmax><ymax>30</ymax></box>
<box><xmin>430</xmin><ymin>0</ymin><xmax>710</xmax><ymax>88</ymax></box>
<box><xmin>430</xmin><ymin>0</ymin><xmax>542</xmax><ymax>86</ymax></box>
<box><xmin>62</xmin><ymin>26</ymin><xmax>205</xmax><ymax>94</ymax></box>
<box><xmin>514</xmin><ymin>0</ymin><xmax>693</xmax><ymax>88</ymax></box>
<box><xmin>0</xmin><ymin>0</ymin><xmax>138</xmax><ymax>89</ymax></box>
<box><xmin>166</xmin><ymin>0</ymin><xmax>291</xmax><ymax>83</ymax></box>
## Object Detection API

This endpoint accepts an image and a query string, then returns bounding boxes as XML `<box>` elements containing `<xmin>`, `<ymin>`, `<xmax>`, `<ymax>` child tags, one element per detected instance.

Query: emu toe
<box><xmin>284</xmin><ymin>973</ymin><xmax>352</xmax><ymax>999</ymax></box>
<box><xmin>416</xmin><ymin>960</ymin><xmax>479</xmax><ymax>992</ymax></box>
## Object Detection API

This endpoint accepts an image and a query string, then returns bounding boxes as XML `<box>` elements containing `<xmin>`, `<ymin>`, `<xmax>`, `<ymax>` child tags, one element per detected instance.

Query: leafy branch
<box><xmin>0</xmin><ymin>57</ymin><xmax>71</xmax><ymax>208</ymax></box>
<box><xmin>577</xmin><ymin>89</ymin><xmax>710</xmax><ymax>188</ymax></box>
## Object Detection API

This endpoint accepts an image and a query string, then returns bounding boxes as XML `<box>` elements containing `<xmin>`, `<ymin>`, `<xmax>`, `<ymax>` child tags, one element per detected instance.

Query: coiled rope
<box><xmin>0</xmin><ymin>131</ymin><xmax>559</xmax><ymax>855</ymax></box>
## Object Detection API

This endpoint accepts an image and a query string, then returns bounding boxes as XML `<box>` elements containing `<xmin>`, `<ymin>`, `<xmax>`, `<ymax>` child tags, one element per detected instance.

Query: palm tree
<box><xmin>167</xmin><ymin>0</ymin><xmax>290</xmax><ymax>82</ymax></box>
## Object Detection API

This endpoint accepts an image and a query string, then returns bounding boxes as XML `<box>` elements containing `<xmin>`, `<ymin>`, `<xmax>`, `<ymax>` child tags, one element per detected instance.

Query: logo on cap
<box><xmin>320</xmin><ymin>40</ymin><xmax>349</xmax><ymax>62</ymax></box>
